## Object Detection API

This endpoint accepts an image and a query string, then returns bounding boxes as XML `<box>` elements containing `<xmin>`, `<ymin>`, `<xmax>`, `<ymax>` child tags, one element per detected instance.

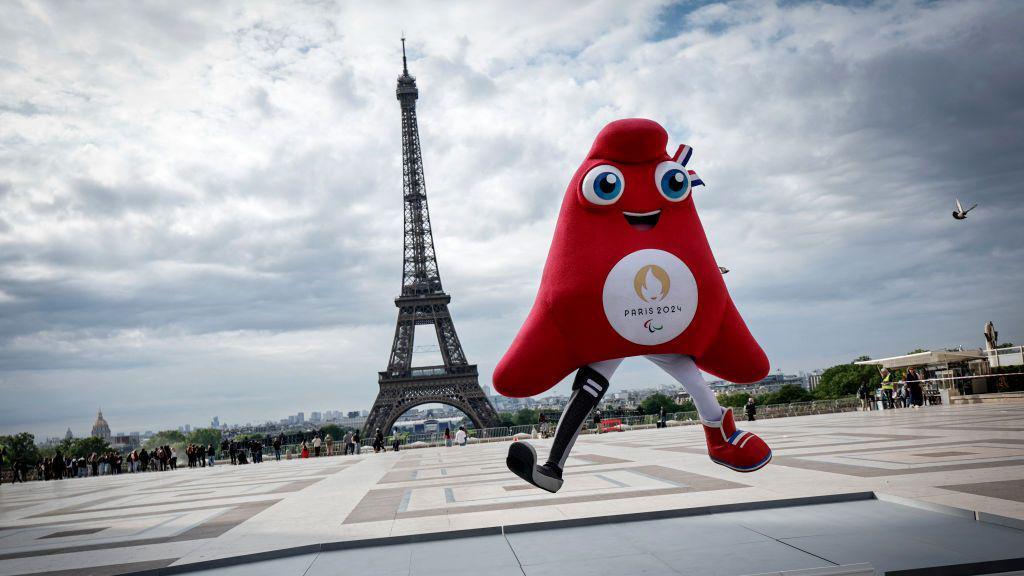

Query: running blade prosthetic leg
<box><xmin>702</xmin><ymin>407</ymin><xmax>772</xmax><ymax>472</ymax></box>
<box><xmin>506</xmin><ymin>366</ymin><xmax>609</xmax><ymax>493</ymax></box>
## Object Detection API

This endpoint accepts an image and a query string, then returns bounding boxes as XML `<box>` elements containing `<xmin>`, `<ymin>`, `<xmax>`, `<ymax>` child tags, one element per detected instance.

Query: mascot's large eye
<box><xmin>654</xmin><ymin>161</ymin><xmax>691</xmax><ymax>202</ymax></box>
<box><xmin>581</xmin><ymin>164</ymin><xmax>625</xmax><ymax>205</ymax></box>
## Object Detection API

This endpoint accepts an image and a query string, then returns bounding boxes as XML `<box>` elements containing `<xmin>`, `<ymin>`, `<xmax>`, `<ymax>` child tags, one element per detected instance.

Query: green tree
<box><xmin>907</xmin><ymin>348</ymin><xmax>928</xmax><ymax>354</ymax></box>
<box><xmin>0</xmin><ymin>432</ymin><xmax>41</xmax><ymax>465</ymax></box>
<box><xmin>59</xmin><ymin>436</ymin><xmax>112</xmax><ymax>458</ymax></box>
<box><xmin>813</xmin><ymin>362</ymin><xmax>880</xmax><ymax>399</ymax></box>
<box><xmin>760</xmin><ymin>384</ymin><xmax>813</xmax><ymax>405</ymax></box>
<box><xmin>145</xmin><ymin>430</ymin><xmax>187</xmax><ymax>450</ymax></box>
<box><xmin>675</xmin><ymin>399</ymin><xmax>696</xmax><ymax>413</ymax></box>
<box><xmin>717</xmin><ymin>392</ymin><xmax>751</xmax><ymax>408</ymax></box>
<box><xmin>188</xmin><ymin>428</ymin><xmax>222</xmax><ymax>447</ymax></box>
<box><xmin>640</xmin><ymin>393</ymin><xmax>680</xmax><ymax>415</ymax></box>
<box><xmin>514</xmin><ymin>408</ymin><xmax>539</xmax><ymax>426</ymax></box>
<box><xmin>319</xmin><ymin>424</ymin><xmax>348</xmax><ymax>440</ymax></box>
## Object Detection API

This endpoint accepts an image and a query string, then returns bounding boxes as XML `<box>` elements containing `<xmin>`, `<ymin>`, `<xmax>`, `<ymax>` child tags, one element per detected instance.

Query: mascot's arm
<box><xmin>695</xmin><ymin>296</ymin><xmax>769</xmax><ymax>384</ymax></box>
<box><xmin>493</xmin><ymin>300</ymin><xmax>576</xmax><ymax>398</ymax></box>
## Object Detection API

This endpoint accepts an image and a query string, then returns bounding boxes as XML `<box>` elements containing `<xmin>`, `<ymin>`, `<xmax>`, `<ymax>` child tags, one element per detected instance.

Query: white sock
<box><xmin>646</xmin><ymin>354</ymin><xmax>723</xmax><ymax>422</ymax></box>
<box><xmin>587</xmin><ymin>358</ymin><xmax>623</xmax><ymax>381</ymax></box>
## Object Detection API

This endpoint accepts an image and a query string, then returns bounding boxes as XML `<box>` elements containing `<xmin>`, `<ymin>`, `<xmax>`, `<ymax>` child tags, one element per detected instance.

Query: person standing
<box><xmin>53</xmin><ymin>449</ymin><xmax>64</xmax><ymax>479</ymax></box>
<box><xmin>300</xmin><ymin>441</ymin><xmax>309</xmax><ymax>459</ymax></box>
<box><xmin>343</xmin><ymin>431</ymin><xmax>354</xmax><ymax>455</ymax></box>
<box><xmin>880</xmin><ymin>368</ymin><xmax>895</xmax><ymax>409</ymax></box>
<box><xmin>538</xmin><ymin>413</ymin><xmax>550</xmax><ymax>438</ymax></box>
<box><xmin>313</xmin><ymin>435</ymin><xmax>322</xmax><ymax>458</ymax></box>
<box><xmin>353</xmin><ymin>430</ymin><xmax>361</xmax><ymax>454</ymax></box>
<box><xmin>374</xmin><ymin>429</ymin><xmax>384</xmax><ymax>453</ymax></box>
<box><xmin>325</xmin><ymin>433</ymin><xmax>334</xmax><ymax>456</ymax></box>
<box><xmin>0</xmin><ymin>446</ymin><xmax>6</xmax><ymax>485</ymax></box>
<box><xmin>444</xmin><ymin>428</ymin><xmax>453</xmax><ymax>447</ymax></box>
<box><xmin>906</xmin><ymin>367</ymin><xmax>924</xmax><ymax>408</ymax></box>
<box><xmin>593</xmin><ymin>409</ymin><xmax>603</xmax><ymax>434</ymax></box>
<box><xmin>207</xmin><ymin>444</ymin><xmax>215</xmax><ymax>467</ymax></box>
<box><xmin>745</xmin><ymin>397</ymin><xmax>757</xmax><ymax>422</ymax></box>
<box><xmin>858</xmin><ymin>382</ymin><xmax>871</xmax><ymax>411</ymax></box>
<box><xmin>658</xmin><ymin>406</ymin><xmax>667</xmax><ymax>428</ymax></box>
<box><xmin>273</xmin><ymin>435</ymin><xmax>282</xmax><ymax>461</ymax></box>
<box><xmin>455</xmin><ymin>426</ymin><xmax>468</xmax><ymax>447</ymax></box>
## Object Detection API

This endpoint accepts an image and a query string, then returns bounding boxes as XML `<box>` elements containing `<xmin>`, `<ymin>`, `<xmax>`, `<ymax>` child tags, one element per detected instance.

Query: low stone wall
<box><xmin>949</xmin><ymin>391</ymin><xmax>1024</xmax><ymax>405</ymax></box>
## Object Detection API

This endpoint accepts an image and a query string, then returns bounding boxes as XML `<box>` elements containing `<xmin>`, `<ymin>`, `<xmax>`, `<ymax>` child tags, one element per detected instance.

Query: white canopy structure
<box><xmin>855</xmin><ymin>350</ymin><xmax>985</xmax><ymax>370</ymax></box>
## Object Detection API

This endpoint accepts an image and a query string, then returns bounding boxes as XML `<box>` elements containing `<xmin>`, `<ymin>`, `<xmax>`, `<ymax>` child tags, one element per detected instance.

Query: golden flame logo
<box><xmin>633</xmin><ymin>265</ymin><xmax>671</xmax><ymax>302</ymax></box>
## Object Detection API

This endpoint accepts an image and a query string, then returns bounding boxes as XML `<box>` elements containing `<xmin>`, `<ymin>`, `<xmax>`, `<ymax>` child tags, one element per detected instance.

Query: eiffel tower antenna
<box><xmin>401</xmin><ymin>34</ymin><xmax>408</xmax><ymax>75</ymax></box>
<box><xmin>363</xmin><ymin>39</ymin><xmax>499</xmax><ymax>436</ymax></box>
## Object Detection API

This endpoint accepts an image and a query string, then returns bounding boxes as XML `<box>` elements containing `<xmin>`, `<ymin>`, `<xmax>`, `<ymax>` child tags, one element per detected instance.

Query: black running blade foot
<box><xmin>507</xmin><ymin>441</ymin><xmax>538</xmax><ymax>481</ymax></box>
<box><xmin>506</xmin><ymin>442</ymin><xmax>564</xmax><ymax>493</ymax></box>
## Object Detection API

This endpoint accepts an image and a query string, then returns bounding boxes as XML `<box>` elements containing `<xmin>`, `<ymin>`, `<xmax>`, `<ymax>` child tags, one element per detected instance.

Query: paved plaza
<box><xmin>2</xmin><ymin>404</ymin><xmax>1024</xmax><ymax>575</ymax></box>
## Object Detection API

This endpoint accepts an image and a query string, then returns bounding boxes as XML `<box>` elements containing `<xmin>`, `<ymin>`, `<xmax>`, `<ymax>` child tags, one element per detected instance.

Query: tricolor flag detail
<box><xmin>673</xmin><ymin>144</ymin><xmax>693</xmax><ymax>166</ymax></box>
<box><xmin>688</xmin><ymin>169</ymin><xmax>704</xmax><ymax>187</ymax></box>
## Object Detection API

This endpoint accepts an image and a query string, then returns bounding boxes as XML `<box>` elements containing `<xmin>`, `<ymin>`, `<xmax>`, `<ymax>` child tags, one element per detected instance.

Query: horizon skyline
<box><xmin>21</xmin><ymin>353</ymin><xmax>965</xmax><ymax>440</ymax></box>
<box><xmin>2</xmin><ymin>1</ymin><xmax>1022</xmax><ymax>441</ymax></box>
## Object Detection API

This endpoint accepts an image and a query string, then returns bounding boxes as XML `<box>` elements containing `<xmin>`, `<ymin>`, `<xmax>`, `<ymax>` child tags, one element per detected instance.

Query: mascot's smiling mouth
<box><xmin>623</xmin><ymin>210</ymin><xmax>661</xmax><ymax>231</ymax></box>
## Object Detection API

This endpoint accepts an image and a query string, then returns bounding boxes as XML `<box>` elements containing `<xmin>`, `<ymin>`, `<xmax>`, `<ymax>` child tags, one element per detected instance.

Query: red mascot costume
<box><xmin>495</xmin><ymin>118</ymin><xmax>772</xmax><ymax>492</ymax></box>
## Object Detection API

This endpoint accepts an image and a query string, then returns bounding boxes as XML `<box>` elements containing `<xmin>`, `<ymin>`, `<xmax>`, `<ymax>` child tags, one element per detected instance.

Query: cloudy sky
<box><xmin>2</xmin><ymin>0</ymin><xmax>1022</xmax><ymax>438</ymax></box>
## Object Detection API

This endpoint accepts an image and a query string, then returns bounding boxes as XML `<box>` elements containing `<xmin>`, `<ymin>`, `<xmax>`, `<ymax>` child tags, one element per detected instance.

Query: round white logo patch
<box><xmin>602</xmin><ymin>249</ymin><xmax>698</xmax><ymax>345</ymax></box>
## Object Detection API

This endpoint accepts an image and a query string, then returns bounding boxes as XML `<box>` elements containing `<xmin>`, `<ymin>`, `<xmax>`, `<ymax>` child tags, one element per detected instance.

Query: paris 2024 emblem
<box><xmin>602</xmin><ymin>248</ymin><xmax>698</xmax><ymax>345</ymax></box>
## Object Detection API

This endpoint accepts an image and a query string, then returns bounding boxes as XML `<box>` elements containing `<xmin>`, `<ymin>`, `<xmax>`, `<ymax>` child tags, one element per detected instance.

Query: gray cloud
<box><xmin>1</xmin><ymin>0</ymin><xmax>1022</xmax><ymax>438</ymax></box>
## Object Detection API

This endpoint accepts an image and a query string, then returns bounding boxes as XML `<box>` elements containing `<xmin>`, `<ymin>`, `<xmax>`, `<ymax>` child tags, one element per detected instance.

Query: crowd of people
<box><xmin>31</xmin><ymin>445</ymin><xmax>180</xmax><ymax>481</ymax></box>
<box><xmin>2</xmin><ymin>427</ymin><xmax>389</xmax><ymax>483</ymax></box>
<box><xmin>859</xmin><ymin>367</ymin><xmax>927</xmax><ymax>410</ymax></box>
<box><xmin>2</xmin><ymin>424</ymin><xmax>485</xmax><ymax>483</ymax></box>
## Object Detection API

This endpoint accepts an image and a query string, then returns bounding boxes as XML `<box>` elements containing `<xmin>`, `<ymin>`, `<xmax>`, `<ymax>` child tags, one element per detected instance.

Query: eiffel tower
<box><xmin>363</xmin><ymin>39</ymin><xmax>500</xmax><ymax>436</ymax></box>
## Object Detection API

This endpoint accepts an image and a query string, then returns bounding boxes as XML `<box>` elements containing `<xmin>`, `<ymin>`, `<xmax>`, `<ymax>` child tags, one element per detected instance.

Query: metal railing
<box><xmin>2</xmin><ymin>395</ymin><xmax>967</xmax><ymax>482</ymax></box>
<box><xmin>988</xmin><ymin>346</ymin><xmax>1024</xmax><ymax>368</ymax></box>
<box><xmin>258</xmin><ymin>397</ymin><xmax>864</xmax><ymax>457</ymax></box>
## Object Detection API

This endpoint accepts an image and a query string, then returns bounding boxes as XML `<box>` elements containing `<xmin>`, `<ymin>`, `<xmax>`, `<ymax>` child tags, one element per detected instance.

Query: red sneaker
<box><xmin>702</xmin><ymin>408</ymin><xmax>772</xmax><ymax>472</ymax></box>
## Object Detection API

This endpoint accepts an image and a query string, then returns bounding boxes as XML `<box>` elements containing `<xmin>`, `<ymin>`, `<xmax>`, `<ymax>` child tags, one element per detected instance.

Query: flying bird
<box><xmin>952</xmin><ymin>198</ymin><xmax>977</xmax><ymax>220</ymax></box>
<box><xmin>718</xmin><ymin>266</ymin><xmax>729</xmax><ymax>274</ymax></box>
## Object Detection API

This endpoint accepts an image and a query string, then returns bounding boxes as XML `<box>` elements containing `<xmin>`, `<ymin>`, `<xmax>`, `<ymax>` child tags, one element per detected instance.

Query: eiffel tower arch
<box><xmin>363</xmin><ymin>39</ymin><xmax>500</xmax><ymax>436</ymax></box>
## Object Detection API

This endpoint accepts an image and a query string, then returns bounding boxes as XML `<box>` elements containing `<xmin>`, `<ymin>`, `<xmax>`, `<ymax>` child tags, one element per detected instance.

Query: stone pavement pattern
<box><xmin>2</xmin><ymin>404</ymin><xmax>1024</xmax><ymax>575</ymax></box>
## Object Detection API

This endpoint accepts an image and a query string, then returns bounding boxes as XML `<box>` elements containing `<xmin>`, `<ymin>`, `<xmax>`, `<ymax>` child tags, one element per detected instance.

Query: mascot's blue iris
<box><xmin>593</xmin><ymin>172</ymin><xmax>622</xmax><ymax>200</ymax></box>
<box><xmin>660</xmin><ymin>169</ymin><xmax>689</xmax><ymax>199</ymax></box>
